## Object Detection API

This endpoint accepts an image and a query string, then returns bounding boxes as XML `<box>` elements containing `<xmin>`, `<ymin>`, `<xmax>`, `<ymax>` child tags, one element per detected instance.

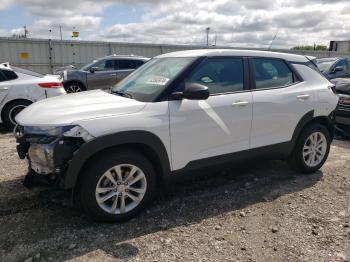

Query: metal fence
<box><xmin>1</xmin><ymin>37</ymin><xmax>350</xmax><ymax>74</ymax></box>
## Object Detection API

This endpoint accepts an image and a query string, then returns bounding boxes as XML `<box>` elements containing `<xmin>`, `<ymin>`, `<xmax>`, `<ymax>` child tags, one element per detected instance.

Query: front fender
<box><xmin>63</xmin><ymin>130</ymin><xmax>171</xmax><ymax>189</ymax></box>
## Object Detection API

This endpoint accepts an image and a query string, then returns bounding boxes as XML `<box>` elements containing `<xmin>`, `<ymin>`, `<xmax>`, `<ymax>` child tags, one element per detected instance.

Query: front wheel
<box><xmin>288</xmin><ymin>123</ymin><xmax>331</xmax><ymax>173</ymax></box>
<box><xmin>78</xmin><ymin>150</ymin><xmax>157</xmax><ymax>222</ymax></box>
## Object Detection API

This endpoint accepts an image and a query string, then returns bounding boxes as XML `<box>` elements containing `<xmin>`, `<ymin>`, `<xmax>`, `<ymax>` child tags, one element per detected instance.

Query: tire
<box><xmin>78</xmin><ymin>150</ymin><xmax>157</xmax><ymax>223</ymax></box>
<box><xmin>64</xmin><ymin>82</ymin><xmax>85</xmax><ymax>93</ymax></box>
<box><xmin>288</xmin><ymin>123</ymin><xmax>331</xmax><ymax>173</ymax></box>
<box><xmin>2</xmin><ymin>100</ymin><xmax>32</xmax><ymax>130</ymax></box>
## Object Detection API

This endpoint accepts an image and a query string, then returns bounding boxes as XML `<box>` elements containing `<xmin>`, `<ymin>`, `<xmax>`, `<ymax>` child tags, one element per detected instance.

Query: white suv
<box><xmin>15</xmin><ymin>49</ymin><xmax>338</xmax><ymax>222</ymax></box>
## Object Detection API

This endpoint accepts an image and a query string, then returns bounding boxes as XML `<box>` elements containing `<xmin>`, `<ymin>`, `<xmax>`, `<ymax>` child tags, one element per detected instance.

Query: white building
<box><xmin>330</xmin><ymin>40</ymin><xmax>350</xmax><ymax>52</ymax></box>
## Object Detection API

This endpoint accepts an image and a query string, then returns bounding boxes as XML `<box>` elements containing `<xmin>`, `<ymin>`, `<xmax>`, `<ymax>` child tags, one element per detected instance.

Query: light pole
<box><xmin>206</xmin><ymin>27</ymin><xmax>210</xmax><ymax>46</ymax></box>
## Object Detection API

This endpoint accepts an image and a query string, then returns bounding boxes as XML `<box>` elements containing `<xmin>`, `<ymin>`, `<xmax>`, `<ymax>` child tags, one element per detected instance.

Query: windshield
<box><xmin>316</xmin><ymin>58</ymin><xmax>337</xmax><ymax>72</ymax></box>
<box><xmin>112</xmin><ymin>57</ymin><xmax>195</xmax><ymax>102</ymax></box>
<box><xmin>80</xmin><ymin>59</ymin><xmax>98</xmax><ymax>71</ymax></box>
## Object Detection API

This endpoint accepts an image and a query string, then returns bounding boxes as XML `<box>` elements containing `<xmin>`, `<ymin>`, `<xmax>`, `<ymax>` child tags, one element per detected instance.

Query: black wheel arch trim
<box><xmin>63</xmin><ymin>130</ymin><xmax>171</xmax><ymax>189</ymax></box>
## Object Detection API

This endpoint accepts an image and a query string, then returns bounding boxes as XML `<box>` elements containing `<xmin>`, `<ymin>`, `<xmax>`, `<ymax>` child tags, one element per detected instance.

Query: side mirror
<box><xmin>172</xmin><ymin>83</ymin><xmax>209</xmax><ymax>100</ymax></box>
<box><xmin>332</xmin><ymin>66</ymin><xmax>344</xmax><ymax>73</ymax></box>
<box><xmin>89</xmin><ymin>67</ymin><xmax>99</xmax><ymax>73</ymax></box>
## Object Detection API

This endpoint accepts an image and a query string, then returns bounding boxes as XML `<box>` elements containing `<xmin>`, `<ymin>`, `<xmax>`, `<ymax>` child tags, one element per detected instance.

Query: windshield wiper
<box><xmin>113</xmin><ymin>90</ymin><xmax>133</xmax><ymax>99</ymax></box>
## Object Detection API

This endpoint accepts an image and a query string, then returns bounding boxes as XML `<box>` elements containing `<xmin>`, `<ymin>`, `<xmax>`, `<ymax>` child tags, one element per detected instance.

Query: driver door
<box><xmin>169</xmin><ymin>57</ymin><xmax>253</xmax><ymax>171</ymax></box>
<box><xmin>87</xmin><ymin>59</ymin><xmax>118</xmax><ymax>90</ymax></box>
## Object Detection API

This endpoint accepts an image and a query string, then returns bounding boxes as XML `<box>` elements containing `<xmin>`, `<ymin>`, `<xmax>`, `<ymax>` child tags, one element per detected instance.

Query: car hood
<box><xmin>16</xmin><ymin>90</ymin><xmax>146</xmax><ymax>126</ymax></box>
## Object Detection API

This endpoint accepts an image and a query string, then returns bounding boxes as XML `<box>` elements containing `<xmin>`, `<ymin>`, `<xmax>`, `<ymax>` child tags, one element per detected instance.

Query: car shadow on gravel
<box><xmin>0</xmin><ymin>159</ymin><xmax>323</xmax><ymax>261</ymax></box>
<box><xmin>0</xmin><ymin>124</ymin><xmax>10</xmax><ymax>134</ymax></box>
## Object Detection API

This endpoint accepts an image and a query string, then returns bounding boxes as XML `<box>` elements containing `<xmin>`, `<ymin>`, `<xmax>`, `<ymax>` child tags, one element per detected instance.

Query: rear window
<box><xmin>11</xmin><ymin>66</ymin><xmax>43</xmax><ymax>77</ymax></box>
<box><xmin>252</xmin><ymin>58</ymin><xmax>294</xmax><ymax>89</ymax></box>
<box><xmin>135</xmin><ymin>60</ymin><xmax>145</xmax><ymax>68</ymax></box>
<box><xmin>0</xmin><ymin>69</ymin><xmax>18</xmax><ymax>80</ymax></box>
<box><xmin>118</xmin><ymin>59</ymin><xmax>139</xmax><ymax>70</ymax></box>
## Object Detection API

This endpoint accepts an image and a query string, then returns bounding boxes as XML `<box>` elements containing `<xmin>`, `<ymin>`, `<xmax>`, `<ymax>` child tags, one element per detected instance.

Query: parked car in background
<box><xmin>0</xmin><ymin>63</ymin><xmax>66</xmax><ymax>129</ymax></box>
<box><xmin>15</xmin><ymin>49</ymin><xmax>338</xmax><ymax>222</ymax></box>
<box><xmin>329</xmin><ymin>78</ymin><xmax>350</xmax><ymax>137</ymax></box>
<box><xmin>58</xmin><ymin>55</ymin><xmax>150</xmax><ymax>93</ymax></box>
<box><xmin>316</xmin><ymin>57</ymin><xmax>350</xmax><ymax>79</ymax></box>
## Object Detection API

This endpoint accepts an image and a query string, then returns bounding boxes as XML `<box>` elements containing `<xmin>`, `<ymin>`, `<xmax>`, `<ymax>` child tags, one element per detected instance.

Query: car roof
<box><xmin>155</xmin><ymin>49</ymin><xmax>310</xmax><ymax>63</ymax></box>
<box><xmin>102</xmin><ymin>55</ymin><xmax>150</xmax><ymax>61</ymax></box>
<box><xmin>317</xmin><ymin>57</ymin><xmax>340</xmax><ymax>62</ymax></box>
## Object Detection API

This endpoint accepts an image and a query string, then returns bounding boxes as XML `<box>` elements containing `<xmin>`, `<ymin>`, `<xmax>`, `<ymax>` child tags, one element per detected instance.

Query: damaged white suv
<box><xmin>15</xmin><ymin>49</ymin><xmax>338</xmax><ymax>222</ymax></box>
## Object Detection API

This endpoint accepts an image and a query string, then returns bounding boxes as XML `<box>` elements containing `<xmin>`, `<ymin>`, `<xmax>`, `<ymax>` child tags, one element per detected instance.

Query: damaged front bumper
<box><xmin>14</xmin><ymin>125</ymin><xmax>93</xmax><ymax>187</ymax></box>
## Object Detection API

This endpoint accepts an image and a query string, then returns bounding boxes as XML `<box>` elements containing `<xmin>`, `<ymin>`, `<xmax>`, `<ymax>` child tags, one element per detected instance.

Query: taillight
<box><xmin>38</xmin><ymin>82</ymin><xmax>63</xmax><ymax>88</ymax></box>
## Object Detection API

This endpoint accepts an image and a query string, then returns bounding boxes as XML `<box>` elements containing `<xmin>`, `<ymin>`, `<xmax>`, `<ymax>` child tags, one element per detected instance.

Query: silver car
<box><xmin>59</xmin><ymin>55</ymin><xmax>150</xmax><ymax>93</ymax></box>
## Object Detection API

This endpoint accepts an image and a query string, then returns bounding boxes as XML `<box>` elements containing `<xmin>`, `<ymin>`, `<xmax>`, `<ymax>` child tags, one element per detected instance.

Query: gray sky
<box><xmin>0</xmin><ymin>0</ymin><xmax>349</xmax><ymax>48</ymax></box>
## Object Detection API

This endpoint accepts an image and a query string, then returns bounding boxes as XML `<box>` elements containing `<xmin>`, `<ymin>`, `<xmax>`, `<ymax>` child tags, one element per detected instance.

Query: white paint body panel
<box><xmin>169</xmin><ymin>92</ymin><xmax>253</xmax><ymax>170</ymax></box>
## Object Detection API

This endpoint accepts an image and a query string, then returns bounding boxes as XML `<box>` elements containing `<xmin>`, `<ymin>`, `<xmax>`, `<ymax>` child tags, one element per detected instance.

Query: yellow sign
<box><xmin>72</xmin><ymin>31</ymin><xmax>79</xmax><ymax>38</ymax></box>
<box><xmin>20</xmin><ymin>52</ymin><xmax>29</xmax><ymax>59</ymax></box>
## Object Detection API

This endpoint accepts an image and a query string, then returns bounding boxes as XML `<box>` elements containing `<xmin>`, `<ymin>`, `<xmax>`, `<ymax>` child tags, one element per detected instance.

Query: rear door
<box><xmin>116</xmin><ymin>60</ymin><xmax>141</xmax><ymax>83</ymax></box>
<box><xmin>0</xmin><ymin>70</ymin><xmax>11</xmax><ymax>104</ymax></box>
<box><xmin>249</xmin><ymin>58</ymin><xmax>314</xmax><ymax>148</ymax></box>
<box><xmin>86</xmin><ymin>59</ymin><xmax>118</xmax><ymax>90</ymax></box>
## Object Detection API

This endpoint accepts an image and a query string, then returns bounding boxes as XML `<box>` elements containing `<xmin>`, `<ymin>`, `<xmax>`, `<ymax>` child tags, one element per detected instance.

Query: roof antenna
<box><xmin>268</xmin><ymin>31</ymin><xmax>278</xmax><ymax>50</ymax></box>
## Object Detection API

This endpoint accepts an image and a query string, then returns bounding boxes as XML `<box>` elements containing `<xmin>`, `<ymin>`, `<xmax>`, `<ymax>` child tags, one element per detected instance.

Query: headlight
<box><xmin>23</xmin><ymin>125</ymin><xmax>94</xmax><ymax>142</ymax></box>
<box><xmin>24</xmin><ymin>126</ymin><xmax>74</xmax><ymax>136</ymax></box>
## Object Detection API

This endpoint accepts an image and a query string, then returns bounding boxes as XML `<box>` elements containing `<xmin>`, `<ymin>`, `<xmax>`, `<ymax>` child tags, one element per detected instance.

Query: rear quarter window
<box><xmin>1</xmin><ymin>69</ymin><xmax>18</xmax><ymax>80</ymax></box>
<box><xmin>0</xmin><ymin>71</ymin><xmax>7</xmax><ymax>82</ymax></box>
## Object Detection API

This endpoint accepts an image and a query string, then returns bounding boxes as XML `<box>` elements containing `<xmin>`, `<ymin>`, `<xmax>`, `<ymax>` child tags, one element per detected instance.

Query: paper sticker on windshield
<box><xmin>146</xmin><ymin>76</ymin><xmax>170</xmax><ymax>86</ymax></box>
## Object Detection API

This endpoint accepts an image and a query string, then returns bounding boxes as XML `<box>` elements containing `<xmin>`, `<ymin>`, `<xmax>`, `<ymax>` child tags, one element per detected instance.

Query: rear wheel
<box><xmin>288</xmin><ymin>123</ymin><xmax>331</xmax><ymax>173</ymax></box>
<box><xmin>64</xmin><ymin>82</ymin><xmax>85</xmax><ymax>93</ymax></box>
<box><xmin>2</xmin><ymin>100</ymin><xmax>32</xmax><ymax>129</ymax></box>
<box><xmin>78</xmin><ymin>150</ymin><xmax>157</xmax><ymax>222</ymax></box>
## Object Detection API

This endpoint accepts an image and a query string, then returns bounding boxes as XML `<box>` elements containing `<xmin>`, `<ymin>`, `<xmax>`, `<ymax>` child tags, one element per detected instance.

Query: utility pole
<box><xmin>23</xmin><ymin>25</ymin><xmax>28</xmax><ymax>38</ymax></box>
<box><xmin>206</xmin><ymin>27</ymin><xmax>210</xmax><ymax>46</ymax></box>
<box><xmin>59</xmin><ymin>25</ymin><xmax>63</xmax><ymax>41</ymax></box>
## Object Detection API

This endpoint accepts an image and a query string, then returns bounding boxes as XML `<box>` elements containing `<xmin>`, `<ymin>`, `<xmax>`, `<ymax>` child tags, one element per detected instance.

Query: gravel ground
<box><xmin>0</xmin><ymin>128</ymin><xmax>349</xmax><ymax>262</ymax></box>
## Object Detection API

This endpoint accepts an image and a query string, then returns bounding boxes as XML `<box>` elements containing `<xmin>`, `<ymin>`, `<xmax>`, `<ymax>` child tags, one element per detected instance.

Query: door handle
<box><xmin>296</xmin><ymin>94</ymin><xmax>310</xmax><ymax>100</ymax></box>
<box><xmin>232</xmin><ymin>100</ymin><xmax>249</xmax><ymax>107</ymax></box>
<box><xmin>110</xmin><ymin>73</ymin><xmax>117</xmax><ymax>76</ymax></box>
<box><xmin>0</xmin><ymin>86</ymin><xmax>9</xmax><ymax>90</ymax></box>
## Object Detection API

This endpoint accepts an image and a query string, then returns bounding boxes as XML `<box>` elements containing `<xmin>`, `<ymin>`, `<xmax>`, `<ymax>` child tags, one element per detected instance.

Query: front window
<box><xmin>92</xmin><ymin>60</ymin><xmax>115</xmax><ymax>71</ymax></box>
<box><xmin>188</xmin><ymin>57</ymin><xmax>244</xmax><ymax>94</ymax></box>
<box><xmin>334</xmin><ymin>59</ymin><xmax>349</xmax><ymax>72</ymax></box>
<box><xmin>80</xmin><ymin>59</ymin><xmax>98</xmax><ymax>71</ymax></box>
<box><xmin>112</xmin><ymin>57</ymin><xmax>195</xmax><ymax>102</ymax></box>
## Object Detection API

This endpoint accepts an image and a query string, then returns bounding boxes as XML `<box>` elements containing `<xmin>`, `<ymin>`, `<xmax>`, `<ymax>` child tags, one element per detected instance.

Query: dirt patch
<box><xmin>0</xmin><ymin>131</ymin><xmax>349</xmax><ymax>262</ymax></box>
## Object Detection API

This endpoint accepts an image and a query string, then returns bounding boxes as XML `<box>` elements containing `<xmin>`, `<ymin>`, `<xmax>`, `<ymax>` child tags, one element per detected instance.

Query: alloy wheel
<box><xmin>66</xmin><ymin>84</ymin><xmax>82</xmax><ymax>93</ymax></box>
<box><xmin>95</xmin><ymin>164</ymin><xmax>147</xmax><ymax>215</ymax></box>
<box><xmin>302</xmin><ymin>132</ymin><xmax>327</xmax><ymax>167</ymax></box>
